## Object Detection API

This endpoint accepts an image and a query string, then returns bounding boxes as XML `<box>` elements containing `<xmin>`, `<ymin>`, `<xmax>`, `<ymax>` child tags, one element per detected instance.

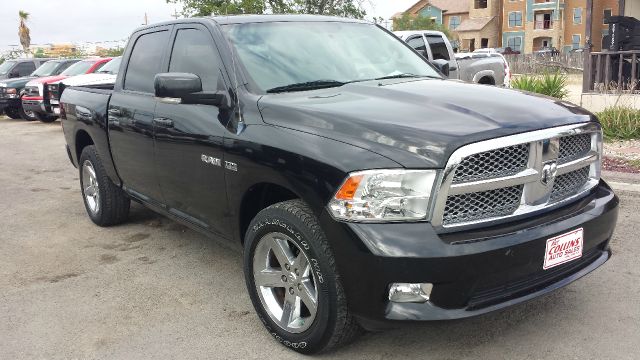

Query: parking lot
<box><xmin>0</xmin><ymin>116</ymin><xmax>638</xmax><ymax>359</ymax></box>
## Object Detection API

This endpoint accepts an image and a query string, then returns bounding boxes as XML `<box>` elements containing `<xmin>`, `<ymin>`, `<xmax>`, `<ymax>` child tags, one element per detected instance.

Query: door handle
<box><xmin>153</xmin><ymin>117</ymin><xmax>174</xmax><ymax>128</ymax></box>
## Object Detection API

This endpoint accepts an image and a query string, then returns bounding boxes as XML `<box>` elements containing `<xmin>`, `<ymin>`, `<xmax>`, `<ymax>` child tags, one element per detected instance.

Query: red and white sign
<box><xmin>543</xmin><ymin>228</ymin><xmax>584</xmax><ymax>270</ymax></box>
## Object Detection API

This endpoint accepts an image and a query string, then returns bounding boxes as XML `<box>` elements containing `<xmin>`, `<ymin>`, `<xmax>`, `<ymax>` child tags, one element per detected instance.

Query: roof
<box><xmin>455</xmin><ymin>16</ymin><xmax>495</xmax><ymax>32</ymax></box>
<box><xmin>210</xmin><ymin>14</ymin><xmax>369</xmax><ymax>25</ymax></box>
<box><xmin>405</xmin><ymin>0</ymin><xmax>469</xmax><ymax>15</ymax></box>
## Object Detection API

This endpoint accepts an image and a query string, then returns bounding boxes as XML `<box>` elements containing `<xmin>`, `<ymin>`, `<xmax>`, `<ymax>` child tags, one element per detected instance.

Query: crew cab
<box><xmin>0</xmin><ymin>58</ymin><xmax>52</xmax><ymax>80</ymax></box>
<box><xmin>0</xmin><ymin>58</ymin><xmax>79</xmax><ymax>120</ymax></box>
<box><xmin>60</xmin><ymin>16</ymin><xmax>618</xmax><ymax>354</ymax></box>
<box><xmin>22</xmin><ymin>58</ymin><xmax>111</xmax><ymax>122</ymax></box>
<box><xmin>395</xmin><ymin>30</ymin><xmax>510</xmax><ymax>86</ymax></box>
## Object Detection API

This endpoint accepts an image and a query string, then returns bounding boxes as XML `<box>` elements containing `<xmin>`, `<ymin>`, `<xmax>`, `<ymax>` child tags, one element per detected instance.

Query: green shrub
<box><xmin>511</xmin><ymin>73</ymin><xmax>569</xmax><ymax>99</ymax></box>
<box><xmin>597</xmin><ymin>106</ymin><xmax>640</xmax><ymax>140</ymax></box>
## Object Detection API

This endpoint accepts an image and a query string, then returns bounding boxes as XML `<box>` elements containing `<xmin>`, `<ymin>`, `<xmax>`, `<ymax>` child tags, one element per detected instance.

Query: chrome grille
<box><xmin>452</xmin><ymin>144</ymin><xmax>529</xmax><ymax>183</ymax></box>
<box><xmin>443</xmin><ymin>185</ymin><xmax>523</xmax><ymax>225</ymax></box>
<box><xmin>558</xmin><ymin>134</ymin><xmax>591</xmax><ymax>164</ymax></box>
<box><xmin>432</xmin><ymin>124</ymin><xmax>602</xmax><ymax>230</ymax></box>
<box><xmin>550</xmin><ymin>166</ymin><xmax>590</xmax><ymax>202</ymax></box>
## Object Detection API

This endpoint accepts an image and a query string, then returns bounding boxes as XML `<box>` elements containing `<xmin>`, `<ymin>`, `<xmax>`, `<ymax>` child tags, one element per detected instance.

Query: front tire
<box><xmin>244</xmin><ymin>200</ymin><xmax>360</xmax><ymax>354</ymax></box>
<box><xmin>79</xmin><ymin>145</ymin><xmax>130</xmax><ymax>226</ymax></box>
<box><xmin>19</xmin><ymin>106</ymin><xmax>37</xmax><ymax>121</ymax></box>
<box><xmin>4</xmin><ymin>107</ymin><xmax>21</xmax><ymax>119</ymax></box>
<box><xmin>35</xmin><ymin>112</ymin><xmax>58</xmax><ymax>123</ymax></box>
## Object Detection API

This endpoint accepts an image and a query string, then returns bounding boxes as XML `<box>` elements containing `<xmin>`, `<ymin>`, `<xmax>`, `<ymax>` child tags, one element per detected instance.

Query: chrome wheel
<box><xmin>82</xmin><ymin>160</ymin><xmax>100</xmax><ymax>214</ymax></box>
<box><xmin>253</xmin><ymin>232</ymin><xmax>318</xmax><ymax>333</ymax></box>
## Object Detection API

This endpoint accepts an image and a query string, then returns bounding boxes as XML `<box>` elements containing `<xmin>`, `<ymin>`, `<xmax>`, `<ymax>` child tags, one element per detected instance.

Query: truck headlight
<box><xmin>4</xmin><ymin>88</ymin><xmax>17</xmax><ymax>98</ymax></box>
<box><xmin>328</xmin><ymin>169</ymin><xmax>438</xmax><ymax>222</ymax></box>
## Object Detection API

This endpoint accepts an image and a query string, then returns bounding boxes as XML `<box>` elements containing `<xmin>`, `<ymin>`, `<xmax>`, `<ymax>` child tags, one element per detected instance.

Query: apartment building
<box><xmin>502</xmin><ymin>0</ymin><xmax>621</xmax><ymax>54</ymax></box>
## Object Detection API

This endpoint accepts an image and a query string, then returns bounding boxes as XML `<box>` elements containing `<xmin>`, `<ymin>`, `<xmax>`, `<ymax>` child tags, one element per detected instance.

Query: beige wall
<box><xmin>625</xmin><ymin>1</ymin><xmax>640</xmax><ymax>18</ymax></box>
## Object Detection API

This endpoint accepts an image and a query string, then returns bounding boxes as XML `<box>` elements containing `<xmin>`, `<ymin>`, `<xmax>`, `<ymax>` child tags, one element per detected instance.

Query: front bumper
<box><xmin>318</xmin><ymin>181</ymin><xmax>618</xmax><ymax>328</ymax></box>
<box><xmin>22</xmin><ymin>98</ymin><xmax>47</xmax><ymax>114</ymax></box>
<box><xmin>0</xmin><ymin>98</ymin><xmax>21</xmax><ymax>111</ymax></box>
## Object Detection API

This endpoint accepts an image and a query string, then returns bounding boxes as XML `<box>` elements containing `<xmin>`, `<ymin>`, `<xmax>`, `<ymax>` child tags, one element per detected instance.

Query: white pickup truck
<box><xmin>395</xmin><ymin>30</ymin><xmax>511</xmax><ymax>87</ymax></box>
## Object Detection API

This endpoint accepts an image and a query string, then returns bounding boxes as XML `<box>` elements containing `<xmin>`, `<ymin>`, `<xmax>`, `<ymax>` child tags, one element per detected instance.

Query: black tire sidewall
<box><xmin>244</xmin><ymin>204</ymin><xmax>337</xmax><ymax>354</ymax></box>
<box><xmin>79</xmin><ymin>146</ymin><xmax>105</xmax><ymax>224</ymax></box>
<box><xmin>35</xmin><ymin>112</ymin><xmax>57</xmax><ymax>123</ymax></box>
<box><xmin>19</xmin><ymin>106</ymin><xmax>37</xmax><ymax>121</ymax></box>
<box><xmin>4</xmin><ymin>107</ymin><xmax>21</xmax><ymax>119</ymax></box>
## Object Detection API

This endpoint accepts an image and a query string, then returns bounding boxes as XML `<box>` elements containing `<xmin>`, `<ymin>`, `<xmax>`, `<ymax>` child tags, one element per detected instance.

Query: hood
<box><xmin>60</xmin><ymin>73</ymin><xmax>117</xmax><ymax>86</ymax></box>
<box><xmin>257</xmin><ymin>79</ymin><xmax>596</xmax><ymax>168</ymax></box>
<box><xmin>0</xmin><ymin>76</ymin><xmax>37</xmax><ymax>89</ymax></box>
<box><xmin>26</xmin><ymin>75</ymin><xmax>68</xmax><ymax>86</ymax></box>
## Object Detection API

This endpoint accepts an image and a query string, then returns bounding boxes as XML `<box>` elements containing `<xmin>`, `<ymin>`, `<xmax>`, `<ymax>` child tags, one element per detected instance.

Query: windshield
<box><xmin>223</xmin><ymin>22</ymin><xmax>441</xmax><ymax>93</ymax></box>
<box><xmin>61</xmin><ymin>60</ymin><xmax>94</xmax><ymax>76</ymax></box>
<box><xmin>31</xmin><ymin>61</ymin><xmax>61</xmax><ymax>77</ymax></box>
<box><xmin>97</xmin><ymin>57</ymin><xmax>121</xmax><ymax>74</ymax></box>
<box><xmin>0</xmin><ymin>61</ymin><xmax>17</xmax><ymax>75</ymax></box>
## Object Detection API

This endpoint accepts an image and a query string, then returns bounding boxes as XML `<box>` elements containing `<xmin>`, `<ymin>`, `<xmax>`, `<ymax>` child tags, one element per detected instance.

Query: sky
<box><xmin>0</xmin><ymin>0</ymin><xmax>418</xmax><ymax>52</ymax></box>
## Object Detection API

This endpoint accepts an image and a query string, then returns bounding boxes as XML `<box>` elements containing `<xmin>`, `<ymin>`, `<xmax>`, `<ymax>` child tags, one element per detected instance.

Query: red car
<box><xmin>22</xmin><ymin>58</ymin><xmax>112</xmax><ymax>122</ymax></box>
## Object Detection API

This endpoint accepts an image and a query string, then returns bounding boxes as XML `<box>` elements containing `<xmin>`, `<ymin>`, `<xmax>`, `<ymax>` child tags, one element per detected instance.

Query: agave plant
<box><xmin>511</xmin><ymin>73</ymin><xmax>569</xmax><ymax>100</ymax></box>
<box><xmin>18</xmin><ymin>10</ymin><xmax>31</xmax><ymax>57</ymax></box>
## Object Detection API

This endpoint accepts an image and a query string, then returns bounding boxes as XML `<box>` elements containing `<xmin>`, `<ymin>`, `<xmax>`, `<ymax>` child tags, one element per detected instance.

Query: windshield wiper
<box><xmin>266</xmin><ymin>80</ymin><xmax>346</xmax><ymax>94</ymax></box>
<box><xmin>374</xmin><ymin>73</ymin><xmax>440</xmax><ymax>81</ymax></box>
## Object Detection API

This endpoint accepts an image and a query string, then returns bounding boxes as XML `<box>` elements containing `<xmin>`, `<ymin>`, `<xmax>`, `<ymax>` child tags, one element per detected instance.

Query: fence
<box><xmin>504</xmin><ymin>53</ymin><xmax>586</xmax><ymax>75</ymax></box>
<box><xmin>583</xmin><ymin>50</ymin><xmax>640</xmax><ymax>93</ymax></box>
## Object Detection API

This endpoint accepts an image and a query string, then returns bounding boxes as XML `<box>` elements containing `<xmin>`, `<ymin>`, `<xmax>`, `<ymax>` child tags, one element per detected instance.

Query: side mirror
<box><xmin>9</xmin><ymin>71</ymin><xmax>19</xmax><ymax>78</ymax></box>
<box><xmin>430</xmin><ymin>59</ymin><xmax>450</xmax><ymax>77</ymax></box>
<box><xmin>154</xmin><ymin>72</ymin><xmax>228</xmax><ymax>108</ymax></box>
<box><xmin>155</xmin><ymin>73</ymin><xmax>202</xmax><ymax>99</ymax></box>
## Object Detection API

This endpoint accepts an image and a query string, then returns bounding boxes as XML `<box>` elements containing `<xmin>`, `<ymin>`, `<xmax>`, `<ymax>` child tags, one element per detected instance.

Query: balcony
<box><xmin>535</xmin><ymin>20</ymin><xmax>554</xmax><ymax>30</ymax></box>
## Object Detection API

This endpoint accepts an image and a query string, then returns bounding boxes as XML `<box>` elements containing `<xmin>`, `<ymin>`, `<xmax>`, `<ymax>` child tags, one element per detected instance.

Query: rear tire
<box><xmin>79</xmin><ymin>145</ymin><xmax>130</xmax><ymax>226</ymax></box>
<box><xmin>35</xmin><ymin>112</ymin><xmax>58</xmax><ymax>123</ymax></box>
<box><xmin>244</xmin><ymin>200</ymin><xmax>361</xmax><ymax>354</ymax></box>
<box><xmin>4</xmin><ymin>107</ymin><xmax>21</xmax><ymax>119</ymax></box>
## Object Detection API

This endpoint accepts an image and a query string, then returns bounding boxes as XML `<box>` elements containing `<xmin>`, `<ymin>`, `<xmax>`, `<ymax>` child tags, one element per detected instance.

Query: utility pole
<box><xmin>172</xmin><ymin>9</ymin><xmax>181</xmax><ymax>19</ymax></box>
<box><xmin>143</xmin><ymin>12</ymin><xmax>148</xmax><ymax>25</ymax></box>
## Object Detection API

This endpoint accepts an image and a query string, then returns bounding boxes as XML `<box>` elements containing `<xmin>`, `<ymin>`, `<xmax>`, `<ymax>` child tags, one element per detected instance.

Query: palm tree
<box><xmin>18</xmin><ymin>11</ymin><xmax>31</xmax><ymax>57</ymax></box>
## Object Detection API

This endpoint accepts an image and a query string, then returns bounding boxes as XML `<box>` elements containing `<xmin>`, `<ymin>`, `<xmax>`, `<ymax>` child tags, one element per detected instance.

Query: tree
<box><xmin>18</xmin><ymin>11</ymin><xmax>31</xmax><ymax>57</ymax></box>
<box><xmin>393</xmin><ymin>13</ymin><xmax>451</xmax><ymax>38</ymax></box>
<box><xmin>96</xmin><ymin>47</ymin><xmax>125</xmax><ymax>57</ymax></box>
<box><xmin>167</xmin><ymin>0</ymin><xmax>367</xmax><ymax>19</ymax></box>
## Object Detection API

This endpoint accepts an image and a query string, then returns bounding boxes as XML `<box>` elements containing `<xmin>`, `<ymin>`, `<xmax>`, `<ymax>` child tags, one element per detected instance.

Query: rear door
<box><xmin>108</xmin><ymin>26</ymin><xmax>172</xmax><ymax>202</ymax></box>
<box><xmin>406</xmin><ymin>35</ymin><xmax>430</xmax><ymax>60</ymax></box>
<box><xmin>425</xmin><ymin>34</ymin><xmax>459</xmax><ymax>79</ymax></box>
<box><xmin>15</xmin><ymin>61</ymin><xmax>36</xmax><ymax>77</ymax></box>
<box><xmin>152</xmin><ymin>24</ymin><xmax>230</xmax><ymax>237</ymax></box>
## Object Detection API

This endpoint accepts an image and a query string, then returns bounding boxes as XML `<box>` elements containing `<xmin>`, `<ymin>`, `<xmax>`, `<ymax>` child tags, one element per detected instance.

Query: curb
<box><xmin>608</xmin><ymin>181</ymin><xmax>640</xmax><ymax>193</ymax></box>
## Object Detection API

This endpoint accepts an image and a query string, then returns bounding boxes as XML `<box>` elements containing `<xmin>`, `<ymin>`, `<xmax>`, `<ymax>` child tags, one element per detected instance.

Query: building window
<box><xmin>573</xmin><ymin>8</ymin><xmax>582</xmax><ymax>24</ymax></box>
<box><xmin>603</xmin><ymin>9</ymin><xmax>612</xmax><ymax>24</ymax></box>
<box><xmin>507</xmin><ymin>36</ymin><xmax>522</xmax><ymax>51</ymax></box>
<box><xmin>572</xmin><ymin>34</ymin><xmax>581</xmax><ymax>49</ymax></box>
<box><xmin>508</xmin><ymin>12</ymin><xmax>523</xmax><ymax>27</ymax></box>
<box><xmin>450</xmin><ymin>16</ymin><xmax>461</xmax><ymax>30</ymax></box>
<box><xmin>475</xmin><ymin>0</ymin><xmax>488</xmax><ymax>9</ymax></box>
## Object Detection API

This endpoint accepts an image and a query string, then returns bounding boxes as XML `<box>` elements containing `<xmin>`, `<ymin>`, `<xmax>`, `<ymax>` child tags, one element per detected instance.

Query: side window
<box><xmin>425</xmin><ymin>35</ymin><xmax>450</xmax><ymax>61</ymax></box>
<box><xmin>407</xmin><ymin>36</ymin><xmax>427</xmax><ymax>57</ymax></box>
<box><xmin>125</xmin><ymin>30</ymin><xmax>170</xmax><ymax>93</ymax></box>
<box><xmin>16</xmin><ymin>62</ymin><xmax>36</xmax><ymax>76</ymax></box>
<box><xmin>93</xmin><ymin>62</ymin><xmax>107</xmax><ymax>72</ymax></box>
<box><xmin>54</xmin><ymin>62</ymin><xmax>75</xmax><ymax>75</ymax></box>
<box><xmin>169</xmin><ymin>28</ymin><xmax>222</xmax><ymax>91</ymax></box>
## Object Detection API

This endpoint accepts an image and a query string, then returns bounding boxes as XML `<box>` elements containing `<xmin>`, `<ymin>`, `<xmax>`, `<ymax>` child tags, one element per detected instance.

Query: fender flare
<box><xmin>473</xmin><ymin>70</ymin><xmax>496</xmax><ymax>84</ymax></box>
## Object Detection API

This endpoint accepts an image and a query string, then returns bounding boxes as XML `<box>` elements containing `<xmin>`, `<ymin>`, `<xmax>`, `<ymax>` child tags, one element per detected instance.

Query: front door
<box><xmin>108</xmin><ymin>27</ymin><xmax>172</xmax><ymax>202</ymax></box>
<box><xmin>152</xmin><ymin>25</ymin><xmax>231</xmax><ymax>238</ymax></box>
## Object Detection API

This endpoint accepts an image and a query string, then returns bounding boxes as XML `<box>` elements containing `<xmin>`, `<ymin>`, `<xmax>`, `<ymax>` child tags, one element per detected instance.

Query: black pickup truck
<box><xmin>60</xmin><ymin>15</ymin><xmax>619</xmax><ymax>354</ymax></box>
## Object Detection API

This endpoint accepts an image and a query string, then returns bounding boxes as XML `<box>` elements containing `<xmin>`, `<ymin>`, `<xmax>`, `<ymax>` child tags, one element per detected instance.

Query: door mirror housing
<box><xmin>154</xmin><ymin>72</ymin><xmax>229</xmax><ymax>108</ymax></box>
<box><xmin>8</xmin><ymin>71</ymin><xmax>20</xmax><ymax>78</ymax></box>
<box><xmin>430</xmin><ymin>59</ymin><xmax>450</xmax><ymax>77</ymax></box>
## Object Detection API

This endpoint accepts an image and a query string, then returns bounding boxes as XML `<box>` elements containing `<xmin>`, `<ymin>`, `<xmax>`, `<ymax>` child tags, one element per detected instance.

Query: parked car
<box><xmin>395</xmin><ymin>30</ymin><xmax>509</xmax><ymax>86</ymax></box>
<box><xmin>0</xmin><ymin>58</ymin><xmax>79</xmax><ymax>120</ymax></box>
<box><xmin>474</xmin><ymin>47</ymin><xmax>521</xmax><ymax>55</ymax></box>
<box><xmin>0</xmin><ymin>58</ymin><xmax>52</xmax><ymax>80</ymax></box>
<box><xmin>535</xmin><ymin>46</ymin><xmax>560</xmax><ymax>56</ymax></box>
<box><xmin>60</xmin><ymin>15</ymin><xmax>618</xmax><ymax>354</ymax></box>
<box><xmin>22</xmin><ymin>58</ymin><xmax>111</xmax><ymax>122</ymax></box>
<box><xmin>47</xmin><ymin>57</ymin><xmax>121</xmax><ymax>116</ymax></box>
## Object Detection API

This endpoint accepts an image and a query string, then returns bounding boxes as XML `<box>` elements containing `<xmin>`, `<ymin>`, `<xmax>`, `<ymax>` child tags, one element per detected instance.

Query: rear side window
<box><xmin>169</xmin><ymin>28</ymin><xmax>222</xmax><ymax>91</ymax></box>
<box><xmin>425</xmin><ymin>35</ymin><xmax>450</xmax><ymax>61</ymax></box>
<box><xmin>407</xmin><ymin>36</ymin><xmax>427</xmax><ymax>54</ymax></box>
<box><xmin>15</xmin><ymin>62</ymin><xmax>36</xmax><ymax>76</ymax></box>
<box><xmin>125</xmin><ymin>30</ymin><xmax>170</xmax><ymax>93</ymax></box>
<box><xmin>54</xmin><ymin>61</ymin><xmax>77</xmax><ymax>75</ymax></box>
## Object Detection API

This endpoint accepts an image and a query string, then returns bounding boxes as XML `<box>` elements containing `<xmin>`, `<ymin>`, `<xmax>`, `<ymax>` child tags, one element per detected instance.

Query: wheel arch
<box><xmin>238</xmin><ymin>182</ymin><xmax>300</xmax><ymax>244</ymax></box>
<box><xmin>473</xmin><ymin>69</ymin><xmax>496</xmax><ymax>85</ymax></box>
<box><xmin>75</xmin><ymin>129</ymin><xmax>94</xmax><ymax>163</ymax></box>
